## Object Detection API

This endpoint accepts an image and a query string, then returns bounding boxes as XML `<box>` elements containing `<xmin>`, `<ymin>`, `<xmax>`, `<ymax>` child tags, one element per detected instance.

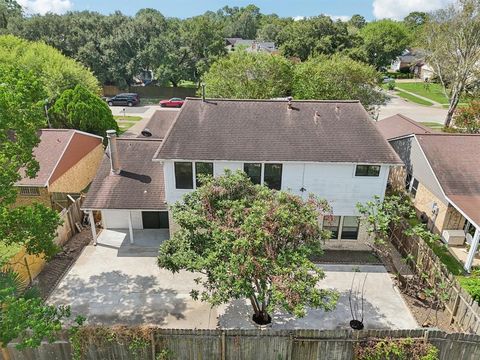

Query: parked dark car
<box><xmin>106</xmin><ymin>93</ymin><xmax>140</xmax><ymax>107</ymax></box>
<box><xmin>159</xmin><ymin>98</ymin><xmax>184</xmax><ymax>108</ymax></box>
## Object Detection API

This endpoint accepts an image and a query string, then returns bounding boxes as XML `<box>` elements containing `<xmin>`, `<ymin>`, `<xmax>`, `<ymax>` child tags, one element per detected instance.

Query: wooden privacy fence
<box><xmin>390</xmin><ymin>228</ymin><xmax>480</xmax><ymax>335</ymax></box>
<box><xmin>2</xmin><ymin>197</ymin><xmax>85</xmax><ymax>286</ymax></box>
<box><xmin>2</xmin><ymin>328</ymin><xmax>480</xmax><ymax>360</ymax></box>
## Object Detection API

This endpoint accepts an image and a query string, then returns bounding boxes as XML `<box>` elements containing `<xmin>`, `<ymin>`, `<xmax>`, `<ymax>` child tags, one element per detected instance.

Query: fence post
<box><xmin>450</xmin><ymin>291</ymin><xmax>460</xmax><ymax>325</ymax></box>
<box><xmin>221</xmin><ymin>330</ymin><xmax>226</xmax><ymax>360</ymax></box>
<box><xmin>150</xmin><ymin>331</ymin><xmax>155</xmax><ymax>360</ymax></box>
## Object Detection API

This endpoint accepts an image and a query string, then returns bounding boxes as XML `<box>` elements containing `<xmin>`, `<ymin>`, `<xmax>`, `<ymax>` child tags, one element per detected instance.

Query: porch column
<box><xmin>128</xmin><ymin>211</ymin><xmax>134</xmax><ymax>244</ymax></box>
<box><xmin>89</xmin><ymin>211</ymin><xmax>97</xmax><ymax>246</ymax></box>
<box><xmin>465</xmin><ymin>227</ymin><xmax>480</xmax><ymax>272</ymax></box>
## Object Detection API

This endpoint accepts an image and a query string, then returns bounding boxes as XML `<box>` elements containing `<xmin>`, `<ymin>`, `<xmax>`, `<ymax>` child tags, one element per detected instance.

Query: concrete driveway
<box><xmin>218</xmin><ymin>264</ymin><xmax>417</xmax><ymax>330</ymax></box>
<box><xmin>378</xmin><ymin>93</ymin><xmax>447</xmax><ymax>124</ymax></box>
<box><xmin>48</xmin><ymin>237</ymin><xmax>416</xmax><ymax>330</ymax></box>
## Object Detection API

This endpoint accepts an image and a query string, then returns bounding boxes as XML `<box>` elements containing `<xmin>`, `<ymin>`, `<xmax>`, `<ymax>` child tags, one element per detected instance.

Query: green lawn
<box><xmin>426</xmin><ymin>240</ymin><xmax>465</xmax><ymax>276</ymax></box>
<box><xmin>0</xmin><ymin>242</ymin><xmax>21</xmax><ymax>263</ymax></box>
<box><xmin>395</xmin><ymin>82</ymin><xmax>449</xmax><ymax>104</ymax></box>
<box><xmin>113</xmin><ymin>115</ymin><xmax>142</xmax><ymax>121</ymax></box>
<box><xmin>117</xmin><ymin>121</ymin><xmax>138</xmax><ymax>132</ymax></box>
<box><xmin>396</xmin><ymin>89</ymin><xmax>435</xmax><ymax>106</ymax></box>
<box><xmin>421</xmin><ymin>122</ymin><xmax>444</xmax><ymax>131</ymax></box>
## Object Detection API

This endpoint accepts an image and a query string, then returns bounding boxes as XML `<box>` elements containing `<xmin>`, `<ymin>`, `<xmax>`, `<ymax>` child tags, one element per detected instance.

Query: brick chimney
<box><xmin>106</xmin><ymin>130</ymin><xmax>121</xmax><ymax>175</ymax></box>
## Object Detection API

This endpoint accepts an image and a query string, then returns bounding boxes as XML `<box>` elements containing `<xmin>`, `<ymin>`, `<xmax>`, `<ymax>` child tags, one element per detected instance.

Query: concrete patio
<box><xmin>48</xmin><ymin>231</ymin><xmax>417</xmax><ymax>330</ymax></box>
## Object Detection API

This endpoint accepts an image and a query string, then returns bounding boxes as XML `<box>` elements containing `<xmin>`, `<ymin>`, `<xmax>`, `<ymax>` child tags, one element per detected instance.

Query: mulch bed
<box><xmin>31</xmin><ymin>229</ymin><xmax>92</xmax><ymax>300</ymax></box>
<box><xmin>311</xmin><ymin>250</ymin><xmax>383</xmax><ymax>265</ymax></box>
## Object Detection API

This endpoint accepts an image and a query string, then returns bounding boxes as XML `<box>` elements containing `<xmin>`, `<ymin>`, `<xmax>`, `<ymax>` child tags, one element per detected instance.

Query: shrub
<box><xmin>387</xmin><ymin>80</ymin><xmax>396</xmax><ymax>90</ymax></box>
<box><xmin>458</xmin><ymin>269</ymin><xmax>480</xmax><ymax>303</ymax></box>
<box><xmin>354</xmin><ymin>338</ymin><xmax>439</xmax><ymax>360</ymax></box>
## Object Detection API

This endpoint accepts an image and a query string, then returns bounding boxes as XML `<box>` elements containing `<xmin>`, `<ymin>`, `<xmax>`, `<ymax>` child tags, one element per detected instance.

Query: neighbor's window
<box><xmin>405</xmin><ymin>173</ymin><xmax>413</xmax><ymax>190</ymax></box>
<box><xmin>264</xmin><ymin>163</ymin><xmax>282</xmax><ymax>190</ymax></box>
<box><xmin>341</xmin><ymin>216</ymin><xmax>360</xmax><ymax>240</ymax></box>
<box><xmin>355</xmin><ymin>165</ymin><xmax>381</xmax><ymax>177</ymax></box>
<box><xmin>174</xmin><ymin>162</ymin><xmax>193</xmax><ymax>189</ymax></box>
<box><xmin>195</xmin><ymin>162</ymin><xmax>213</xmax><ymax>187</ymax></box>
<box><xmin>410</xmin><ymin>178</ymin><xmax>419</xmax><ymax>198</ymax></box>
<box><xmin>323</xmin><ymin>216</ymin><xmax>340</xmax><ymax>239</ymax></box>
<box><xmin>244</xmin><ymin>163</ymin><xmax>262</xmax><ymax>185</ymax></box>
<box><xmin>19</xmin><ymin>186</ymin><xmax>40</xmax><ymax>196</ymax></box>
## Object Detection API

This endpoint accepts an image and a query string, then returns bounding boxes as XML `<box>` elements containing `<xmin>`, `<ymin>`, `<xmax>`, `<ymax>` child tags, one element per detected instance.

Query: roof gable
<box><xmin>377</xmin><ymin>114</ymin><xmax>432</xmax><ymax>140</ymax></box>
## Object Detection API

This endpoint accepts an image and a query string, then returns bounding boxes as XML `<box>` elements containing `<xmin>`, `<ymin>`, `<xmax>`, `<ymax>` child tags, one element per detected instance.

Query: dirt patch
<box><xmin>312</xmin><ymin>250</ymin><xmax>383</xmax><ymax>265</ymax></box>
<box><xmin>32</xmin><ymin>229</ymin><xmax>92</xmax><ymax>300</ymax></box>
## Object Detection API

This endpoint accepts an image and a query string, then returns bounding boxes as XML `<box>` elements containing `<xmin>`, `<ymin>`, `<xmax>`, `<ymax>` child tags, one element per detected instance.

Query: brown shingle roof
<box><xmin>82</xmin><ymin>139</ymin><xmax>166</xmax><ymax>210</ymax></box>
<box><xmin>137</xmin><ymin>110</ymin><xmax>178</xmax><ymax>139</ymax></box>
<box><xmin>417</xmin><ymin>133</ymin><xmax>480</xmax><ymax>225</ymax></box>
<box><xmin>155</xmin><ymin>98</ymin><xmax>402</xmax><ymax>164</ymax></box>
<box><xmin>376</xmin><ymin>114</ymin><xmax>432</xmax><ymax>140</ymax></box>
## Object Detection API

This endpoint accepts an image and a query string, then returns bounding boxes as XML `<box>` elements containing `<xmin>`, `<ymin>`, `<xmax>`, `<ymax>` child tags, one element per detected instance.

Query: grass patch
<box><xmin>395</xmin><ymin>82</ymin><xmax>452</xmax><ymax>104</ymax></box>
<box><xmin>0</xmin><ymin>242</ymin><xmax>21</xmax><ymax>263</ymax></box>
<box><xmin>421</xmin><ymin>122</ymin><xmax>445</xmax><ymax>131</ymax></box>
<box><xmin>457</xmin><ymin>270</ymin><xmax>480</xmax><ymax>303</ymax></box>
<box><xmin>426</xmin><ymin>240</ymin><xmax>465</xmax><ymax>276</ymax></box>
<box><xmin>114</xmin><ymin>115</ymin><xmax>142</xmax><ymax>122</ymax></box>
<box><xmin>117</xmin><ymin>121</ymin><xmax>137</xmax><ymax>132</ymax></box>
<box><xmin>396</xmin><ymin>89</ymin><xmax>435</xmax><ymax>106</ymax></box>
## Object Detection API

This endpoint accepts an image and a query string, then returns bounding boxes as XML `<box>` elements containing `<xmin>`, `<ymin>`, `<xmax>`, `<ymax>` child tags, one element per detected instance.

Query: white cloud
<box><xmin>373</xmin><ymin>0</ymin><xmax>454</xmax><ymax>20</ymax></box>
<box><xmin>18</xmin><ymin>0</ymin><xmax>73</xmax><ymax>15</ymax></box>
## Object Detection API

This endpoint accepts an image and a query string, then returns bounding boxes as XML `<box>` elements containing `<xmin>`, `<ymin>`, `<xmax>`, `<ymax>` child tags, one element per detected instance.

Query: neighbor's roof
<box><xmin>416</xmin><ymin>133</ymin><xmax>480</xmax><ymax>225</ymax></box>
<box><xmin>376</xmin><ymin>114</ymin><xmax>432</xmax><ymax>140</ymax></box>
<box><xmin>155</xmin><ymin>98</ymin><xmax>402</xmax><ymax>165</ymax></box>
<box><xmin>17</xmin><ymin>129</ymin><xmax>102</xmax><ymax>187</ymax></box>
<box><xmin>82</xmin><ymin>139</ymin><xmax>166</xmax><ymax>210</ymax></box>
<box><xmin>137</xmin><ymin>110</ymin><xmax>178</xmax><ymax>139</ymax></box>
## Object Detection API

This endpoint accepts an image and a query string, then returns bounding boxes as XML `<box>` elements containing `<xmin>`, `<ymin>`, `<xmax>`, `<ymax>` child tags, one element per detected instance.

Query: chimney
<box><xmin>287</xmin><ymin>96</ymin><xmax>293</xmax><ymax>110</ymax></box>
<box><xmin>106</xmin><ymin>130</ymin><xmax>121</xmax><ymax>175</ymax></box>
<box><xmin>201</xmin><ymin>83</ymin><xmax>206</xmax><ymax>102</ymax></box>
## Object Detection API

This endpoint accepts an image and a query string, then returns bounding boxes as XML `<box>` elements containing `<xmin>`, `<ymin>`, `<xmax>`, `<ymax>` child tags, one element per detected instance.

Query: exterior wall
<box><xmin>14</xmin><ymin>186</ymin><xmax>51</xmax><ymax>208</ymax></box>
<box><xmin>49</xmin><ymin>143</ymin><xmax>104</xmax><ymax>193</ymax></box>
<box><xmin>101</xmin><ymin>210</ymin><xmax>143</xmax><ymax>229</ymax></box>
<box><xmin>443</xmin><ymin>204</ymin><xmax>466</xmax><ymax>231</ymax></box>
<box><xmin>413</xmin><ymin>183</ymin><xmax>450</xmax><ymax>234</ymax></box>
<box><xmin>164</xmin><ymin>160</ymin><xmax>390</xmax><ymax>216</ymax></box>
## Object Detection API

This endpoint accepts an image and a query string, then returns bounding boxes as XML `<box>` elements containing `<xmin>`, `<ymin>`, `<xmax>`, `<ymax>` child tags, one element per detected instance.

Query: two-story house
<box><xmin>83</xmin><ymin>98</ymin><xmax>401</xmax><ymax>251</ymax></box>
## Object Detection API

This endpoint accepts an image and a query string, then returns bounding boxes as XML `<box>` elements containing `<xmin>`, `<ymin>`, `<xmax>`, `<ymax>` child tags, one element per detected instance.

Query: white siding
<box><xmin>101</xmin><ymin>210</ymin><xmax>143</xmax><ymax>229</ymax></box>
<box><xmin>164</xmin><ymin>160</ymin><xmax>390</xmax><ymax>216</ymax></box>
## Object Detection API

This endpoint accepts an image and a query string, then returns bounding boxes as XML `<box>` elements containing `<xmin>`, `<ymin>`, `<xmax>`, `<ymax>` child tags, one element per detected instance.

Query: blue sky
<box><xmin>18</xmin><ymin>1</ymin><xmax>453</xmax><ymax>20</ymax></box>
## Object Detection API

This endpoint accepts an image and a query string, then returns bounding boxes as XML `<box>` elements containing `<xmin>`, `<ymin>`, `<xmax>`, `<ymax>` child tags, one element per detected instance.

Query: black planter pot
<box><xmin>252</xmin><ymin>313</ymin><xmax>272</xmax><ymax>326</ymax></box>
<box><xmin>350</xmin><ymin>320</ymin><xmax>364</xmax><ymax>330</ymax></box>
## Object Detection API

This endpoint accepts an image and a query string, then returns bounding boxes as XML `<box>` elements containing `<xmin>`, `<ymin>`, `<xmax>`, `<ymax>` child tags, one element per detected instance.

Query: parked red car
<box><xmin>159</xmin><ymin>98</ymin><xmax>184</xmax><ymax>108</ymax></box>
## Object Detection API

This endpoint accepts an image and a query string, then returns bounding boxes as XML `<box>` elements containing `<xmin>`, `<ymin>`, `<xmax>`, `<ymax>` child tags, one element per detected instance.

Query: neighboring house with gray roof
<box><xmin>83</xmin><ymin>98</ymin><xmax>402</xmax><ymax>251</ymax></box>
<box><xmin>377</xmin><ymin>114</ymin><xmax>480</xmax><ymax>271</ymax></box>
<box><xmin>15</xmin><ymin>129</ymin><xmax>104</xmax><ymax>211</ymax></box>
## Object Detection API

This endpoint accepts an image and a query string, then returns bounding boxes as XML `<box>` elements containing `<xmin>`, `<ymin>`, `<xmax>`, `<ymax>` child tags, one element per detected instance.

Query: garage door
<box><xmin>142</xmin><ymin>211</ymin><xmax>169</xmax><ymax>229</ymax></box>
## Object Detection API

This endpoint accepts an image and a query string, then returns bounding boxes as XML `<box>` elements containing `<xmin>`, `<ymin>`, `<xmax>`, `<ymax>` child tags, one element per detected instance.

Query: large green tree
<box><xmin>359</xmin><ymin>20</ymin><xmax>411</xmax><ymax>69</ymax></box>
<box><xmin>422</xmin><ymin>0</ymin><xmax>480</xmax><ymax>127</ymax></box>
<box><xmin>0</xmin><ymin>35</ymin><xmax>99</xmax><ymax>99</ymax></box>
<box><xmin>49</xmin><ymin>85</ymin><xmax>118</xmax><ymax>137</ymax></box>
<box><xmin>293</xmin><ymin>54</ymin><xmax>386</xmax><ymax>111</ymax></box>
<box><xmin>158</xmin><ymin>171</ymin><xmax>337</xmax><ymax>323</ymax></box>
<box><xmin>0</xmin><ymin>0</ymin><xmax>21</xmax><ymax>30</ymax></box>
<box><xmin>0</xmin><ymin>64</ymin><xmax>75</xmax><ymax>349</ymax></box>
<box><xmin>203</xmin><ymin>50</ymin><xmax>293</xmax><ymax>99</ymax></box>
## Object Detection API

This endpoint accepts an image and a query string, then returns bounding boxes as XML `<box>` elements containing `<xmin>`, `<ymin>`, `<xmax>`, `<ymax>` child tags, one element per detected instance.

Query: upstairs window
<box><xmin>244</xmin><ymin>163</ymin><xmax>262</xmax><ymax>185</ymax></box>
<box><xmin>355</xmin><ymin>165</ymin><xmax>381</xmax><ymax>177</ymax></box>
<box><xmin>195</xmin><ymin>162</ymin><xmax>213</xmax><ymax>187</ymax></box>
<box><xmin>174</xmin><ymin>162</ymin><xmax>193</xmax><ymax>189</ymax></box>
<box><xmin>264</xmin><ymin>163</ymin><xmax>282</xmax><ymax>190</ymax></box>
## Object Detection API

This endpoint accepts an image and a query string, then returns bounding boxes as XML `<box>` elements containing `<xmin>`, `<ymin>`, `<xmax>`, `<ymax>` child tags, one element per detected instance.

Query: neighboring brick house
<box><xmin>15</xmin><ymin>129</ymin><xmax>104</xmax><ymax>210</ymax></box>
<box><xmin>83</xmin><ymin>98</ymin><xmax>402</xmax><ymax>251</ymax></box>
<box><xmin>377</xmin><ymin>114</ymin><xmax>480</xmax><ymax>271</ymax></box>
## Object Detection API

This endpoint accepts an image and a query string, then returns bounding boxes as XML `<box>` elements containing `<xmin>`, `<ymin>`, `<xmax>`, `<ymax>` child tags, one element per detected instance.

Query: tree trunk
<box><xmin>445</xmin><ymin>89</ymin><xmax>461</xmax><ymax>128</ymax></box>
<box><xmin>170</xmin><ymin>79</ymin><xmax>178</xmax><ymax>87</ymax></box>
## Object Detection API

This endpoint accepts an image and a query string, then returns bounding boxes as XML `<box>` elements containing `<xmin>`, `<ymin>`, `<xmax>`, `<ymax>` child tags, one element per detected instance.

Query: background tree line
<box><xmin>0</xmin><ymin>1</ymin><xmax>422</xmax><ymax>88</ymax></box>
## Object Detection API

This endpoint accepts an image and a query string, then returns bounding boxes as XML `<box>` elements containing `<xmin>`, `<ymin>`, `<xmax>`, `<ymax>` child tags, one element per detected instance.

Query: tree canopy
<box><xmin>0</xmin><ymin>35</ymin><xmax>99</xmax><ymax>99</ymax></box>
<box><xmin>49</xmin><ymin>84</ymin><xmax>119</xmax><ymax>137</ymax></box>
<box><xmin>293</xmin><ymin>54</ymin><xmax>386</xmax><ymax>111</ymax></box>
<box><xmin>358</xmin><ymin>20</ymin><xmax>411</xmax><ymax>69</ymax></box>
<box><xmin>158</xmin><ymin>171</ymin><xmax>338</xmax><ymax>323</ymax></box>
<box><xmin>203</xmin><ymin>50</ymin><xmax>293</xmax><ymax>99</ymax></box>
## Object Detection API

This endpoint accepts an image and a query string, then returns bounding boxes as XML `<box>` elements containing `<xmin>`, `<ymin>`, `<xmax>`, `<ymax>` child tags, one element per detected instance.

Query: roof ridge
<box><xmin>184</xmin><ymin>97</ymin><xmax>360</xmax><ymax>103</ymax></box>
<box><xmin>417</xmin><ymin>133</ymin><xmax>480</xmax><ymax>137</ymax></box>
